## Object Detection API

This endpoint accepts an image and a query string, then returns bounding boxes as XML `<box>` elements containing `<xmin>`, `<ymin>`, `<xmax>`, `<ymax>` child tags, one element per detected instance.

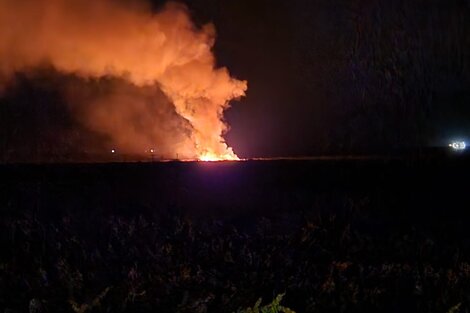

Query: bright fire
<box><xmin>198</xmin><ymin>151</ymin><xmax>240</xmax><ymax>162</ymax></box>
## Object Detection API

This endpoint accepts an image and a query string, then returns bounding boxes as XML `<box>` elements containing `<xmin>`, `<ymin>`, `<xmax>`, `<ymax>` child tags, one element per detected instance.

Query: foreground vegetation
<box><xmin>0</xmin><ymin>201</ymin><xmax>469</xmax><ymax>313</ymax></box>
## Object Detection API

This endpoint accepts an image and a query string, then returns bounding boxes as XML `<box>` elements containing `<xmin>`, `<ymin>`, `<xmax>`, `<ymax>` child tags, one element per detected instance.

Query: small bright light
<box><xmin>111</xmin><ymin>149</ymin><xmax>116</xmax><ymax>153</ymax></box>
<box><xmin>449</xmin><ymin>141</ymin><xmax>466</xmax><ymax>151</ymax></box>
<box><xmin>150</xmin><ymin>149</ymin><xmax>154</xmax><ymax>153</ymax></box>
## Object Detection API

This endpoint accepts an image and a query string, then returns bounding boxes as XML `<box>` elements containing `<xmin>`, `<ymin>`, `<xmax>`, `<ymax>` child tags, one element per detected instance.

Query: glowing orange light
<box><xmin>198</xmin><ymin>151</ymin><xmax>240</xmax><ymax>162</ymax></box>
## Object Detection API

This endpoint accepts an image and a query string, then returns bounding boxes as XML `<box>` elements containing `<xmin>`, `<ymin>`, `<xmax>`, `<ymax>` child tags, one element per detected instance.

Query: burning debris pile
<box><xmin>0</xmin><ymin>0</ymin><xmax>247</xmax><ymax>161</ymax></box>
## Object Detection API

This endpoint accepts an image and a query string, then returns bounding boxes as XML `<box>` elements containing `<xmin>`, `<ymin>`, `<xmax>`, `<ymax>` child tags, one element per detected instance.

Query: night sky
<box><xmin>1</xmin><ymin>0</ymin><xmax>469</xmax><ymax>160</ymax></box>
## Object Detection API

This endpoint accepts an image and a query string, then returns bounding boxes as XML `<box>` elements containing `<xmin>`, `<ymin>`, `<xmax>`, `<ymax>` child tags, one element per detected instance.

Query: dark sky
<box><xmin>177</xmin><ymin>0</ymin><xmax>470</xmax><ymax>157</ymax></box>
<box><xmin>1</xmin><ymin>0</ymin><xmax>469</xmax><ymax>160</ymax></box>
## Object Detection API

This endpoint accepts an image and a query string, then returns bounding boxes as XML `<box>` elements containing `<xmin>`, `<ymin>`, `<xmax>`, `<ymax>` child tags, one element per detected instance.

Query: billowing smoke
<box><xmin>0</xmin><ymin>0</ymin><xmax>247</xmax><ymax>160</ymax></box>
<box><xmin>65</xmin><ymin>77</ymin><xmax>196</xmax><ymax>159</ymax></box>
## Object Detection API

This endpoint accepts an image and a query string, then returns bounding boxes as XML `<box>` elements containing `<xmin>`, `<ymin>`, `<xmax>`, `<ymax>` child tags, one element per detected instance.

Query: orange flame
<box><xmin>198</xmin><ymin>151</ymin><xmax>240</xmax><ymax>162</ymax></box>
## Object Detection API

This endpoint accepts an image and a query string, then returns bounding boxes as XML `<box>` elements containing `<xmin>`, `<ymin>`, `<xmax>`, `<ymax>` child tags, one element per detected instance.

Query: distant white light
<box><xmin>111</xmin><ymin>149</ymin><xmax>116</xmax><ymax>154</ymax></box>
<box><xmin>449</xmin><ymin>141</ymin><xmax>466</xmax><ymax>151</ymax></box>
<box><xmin>150</xmin><ymin>149</ymin><xmax>154</xmax><ymax>153</ymax></box>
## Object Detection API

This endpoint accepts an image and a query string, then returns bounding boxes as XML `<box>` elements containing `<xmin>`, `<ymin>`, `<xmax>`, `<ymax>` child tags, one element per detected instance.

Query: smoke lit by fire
<box><xmin>0</xmin><ymin>0</ymin><xmax>247</xmax><ymax>161</ymax></box>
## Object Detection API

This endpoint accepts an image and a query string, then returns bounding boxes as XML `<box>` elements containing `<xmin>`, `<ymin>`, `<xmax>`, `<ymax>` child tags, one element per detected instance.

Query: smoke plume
<box><xmin>0</xmin><ymin>0</ymin><xmax>247</xmax><ymax>160</ymax></box>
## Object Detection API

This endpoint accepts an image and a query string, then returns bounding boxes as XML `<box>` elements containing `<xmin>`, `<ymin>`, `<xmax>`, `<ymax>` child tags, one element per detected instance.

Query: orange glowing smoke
<box><xmin>0</xmin><ymin>0</ymin><xmax>247</xmax><ymax>161</ymax></box>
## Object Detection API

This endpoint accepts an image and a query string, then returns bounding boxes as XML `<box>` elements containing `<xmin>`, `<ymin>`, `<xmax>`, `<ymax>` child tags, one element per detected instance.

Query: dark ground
<box><xmin>1</xmin><ymin>155</ymin><xmax>470</xmax><ymax>312</ymax></box>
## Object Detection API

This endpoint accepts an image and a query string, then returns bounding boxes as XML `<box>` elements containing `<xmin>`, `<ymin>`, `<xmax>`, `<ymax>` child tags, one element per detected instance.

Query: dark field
<box><xmin>1</xmin><ymin>157</ymin><xmax>470</xmax><ymax>312</ymax></box>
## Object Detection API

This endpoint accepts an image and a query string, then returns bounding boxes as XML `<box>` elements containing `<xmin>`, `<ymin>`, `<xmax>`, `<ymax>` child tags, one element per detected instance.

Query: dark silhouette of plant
<box><xmin>235</xmin><ymin>294</ymin><xmax>296</xmax><ymax>313</ymax></box>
